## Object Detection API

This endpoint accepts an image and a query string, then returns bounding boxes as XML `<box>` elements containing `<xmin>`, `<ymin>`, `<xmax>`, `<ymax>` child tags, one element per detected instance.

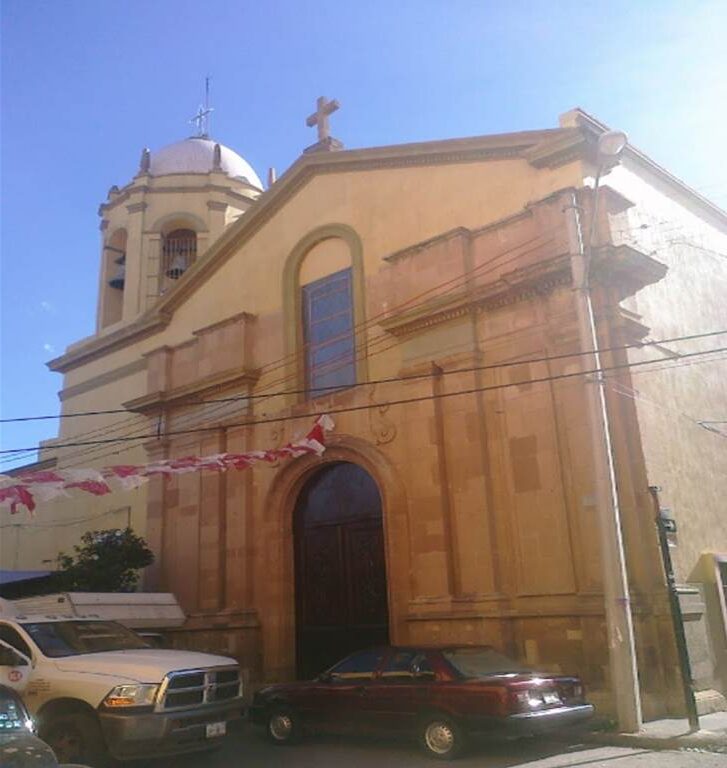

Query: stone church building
<box><xmin>5</xmin><ymin>105</ymin><xmax>727</xmax><ymax>720</ymax></box>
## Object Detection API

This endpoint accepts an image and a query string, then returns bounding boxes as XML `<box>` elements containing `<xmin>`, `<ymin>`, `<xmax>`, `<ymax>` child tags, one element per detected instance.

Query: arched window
<box><xmin>162</xmin><ymin>228</ymin><xmax>197</xmax><ymax>281</ymax></box>
<box><xmin>284</xmin><ymin>225</ymin><xmax>368</xmax><ymax>401</ymax></box>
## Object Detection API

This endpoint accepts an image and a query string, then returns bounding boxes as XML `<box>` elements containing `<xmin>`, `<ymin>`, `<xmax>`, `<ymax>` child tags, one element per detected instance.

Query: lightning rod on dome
<box><xmin>189</xmin><ymin>76</ymin><xmax>214</xmax><ymax>138</ymax></box>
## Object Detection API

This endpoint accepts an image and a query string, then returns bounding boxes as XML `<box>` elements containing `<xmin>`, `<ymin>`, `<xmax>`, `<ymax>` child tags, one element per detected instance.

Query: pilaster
<box><xmin>207</xmin><ymin>198</ymin><xmax>229</xmax><ymax>240</ymax></box>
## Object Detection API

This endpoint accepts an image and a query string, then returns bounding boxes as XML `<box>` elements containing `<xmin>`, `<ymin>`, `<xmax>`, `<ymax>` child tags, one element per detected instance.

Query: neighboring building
<box><xmin>2</xmin><ymin>107</ymin><xmax>726</xmax><ymax>720</ymax></box>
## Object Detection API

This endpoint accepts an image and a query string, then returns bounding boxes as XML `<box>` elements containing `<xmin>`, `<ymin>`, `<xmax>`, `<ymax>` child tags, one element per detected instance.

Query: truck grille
<box><xmin>156</xmin><ymin>666</ymin><xmax>242</xmax><ymax>712</ymax></box>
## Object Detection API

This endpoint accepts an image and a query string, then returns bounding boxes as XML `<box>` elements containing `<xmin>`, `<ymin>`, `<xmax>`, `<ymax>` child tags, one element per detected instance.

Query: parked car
<box><xmin>250</xmin><ymin>646</ymin><xmax>594</xmax><ymax>759</ymax></box>
<box><xmin>0</xmin><ymin>603</ymin><xmax>243</xmax><ymax>766</ymax></box>
<box><xmin>0</xmin><ymin>684</ymin><xmax>89</xmax><ymax>767</ymax></box>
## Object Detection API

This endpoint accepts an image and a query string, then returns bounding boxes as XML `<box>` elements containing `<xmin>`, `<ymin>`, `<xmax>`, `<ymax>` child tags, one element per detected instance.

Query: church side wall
<box><xmin>605</xmin><ymin>163</ymin><xmax>727</xmax><ymax>704</ymax></box>
<box><xmin>606</xmin><ymin>163</ymin><xmax>727</xmax><ymax>578</ymax></box>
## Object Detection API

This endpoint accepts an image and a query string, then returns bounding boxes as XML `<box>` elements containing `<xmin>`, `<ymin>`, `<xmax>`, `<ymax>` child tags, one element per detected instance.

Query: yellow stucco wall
<box><xmin>2</xmin><ymin>152</ymin><xmax>581</xmax><ymax>571</ymax></box>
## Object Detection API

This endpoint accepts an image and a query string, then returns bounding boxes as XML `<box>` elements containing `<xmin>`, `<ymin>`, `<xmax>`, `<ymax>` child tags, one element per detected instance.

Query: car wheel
<box><xmin>266</xmin><ymin>707</ymin><xmax>301</xmax><ymax>745</ymax></box>
<box><xmin>420</xmin><ymin>716</ymin><xmax>466</xmax><ymax>760</ymax></box>
<box><xmin>40</xmin><ymin>710</ymin><xmax>110</xmax><ymax>767</ymax></box>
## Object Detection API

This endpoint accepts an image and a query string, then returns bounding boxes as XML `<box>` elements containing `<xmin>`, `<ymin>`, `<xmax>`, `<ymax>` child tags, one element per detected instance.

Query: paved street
<box><xmin>134</xmin><ymin>721</ymin><xmax>727</xmax><ymax>767</ymax></box>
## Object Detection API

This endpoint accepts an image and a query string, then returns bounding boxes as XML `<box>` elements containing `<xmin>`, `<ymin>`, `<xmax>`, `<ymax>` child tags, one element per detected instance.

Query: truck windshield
<box><xmin>443</xmin><ymin>648</ymin><xmax>528</xmax><ymax>678</ymax></box>
<box><xmin>20</xmin><ymin>621</ymin><xmax>150</xmax><ymax>657</ymax></box>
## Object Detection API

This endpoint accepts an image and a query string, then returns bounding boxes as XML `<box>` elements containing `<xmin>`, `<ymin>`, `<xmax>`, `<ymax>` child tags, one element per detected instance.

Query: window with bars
<box><xmin>302</xmin><ymin>268</ymin><xmax>356</xmax><ymax>397</ymax></box>
<box><xmin>162</xmin><ymin>229</ymin><xmax>197</xmax><ymax>281</ymax></box>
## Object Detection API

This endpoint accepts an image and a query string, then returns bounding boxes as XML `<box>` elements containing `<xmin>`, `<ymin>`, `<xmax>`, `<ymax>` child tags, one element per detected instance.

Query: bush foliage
<box><xmin>55</xmin><ymin>528</ymin><xmax>154</xmax><ymax>592</ymax></box>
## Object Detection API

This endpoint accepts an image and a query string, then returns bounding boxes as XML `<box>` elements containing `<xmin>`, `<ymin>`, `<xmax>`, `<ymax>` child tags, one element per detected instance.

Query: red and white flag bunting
<box><xmin>0</xmin><ymin>415</ymin><xmax>334</xmax><ymax>516</ymax></box>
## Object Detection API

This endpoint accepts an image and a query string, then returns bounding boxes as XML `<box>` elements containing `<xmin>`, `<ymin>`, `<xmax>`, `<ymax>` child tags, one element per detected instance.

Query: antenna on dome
<box><xmin>189</xmin><ymin>76</ymin><xmax>214</xmax><ymax>138</ymax></box>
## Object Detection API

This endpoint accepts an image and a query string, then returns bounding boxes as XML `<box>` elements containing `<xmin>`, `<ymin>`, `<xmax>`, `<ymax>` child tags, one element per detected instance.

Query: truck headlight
<box><xmin>103</xmin><ymin>684</ymin><xmax>159</xmax><ymax>708</ymax></box>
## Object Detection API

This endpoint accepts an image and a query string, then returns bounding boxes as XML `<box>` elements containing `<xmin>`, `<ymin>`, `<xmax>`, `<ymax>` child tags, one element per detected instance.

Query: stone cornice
<box><xmin>53</xmin><ymin>120</ymin><xmax>699</xmax><ymax>374</ymax></box>
<box><xmin>192</xmin><ymin>311</ymin><xmax>256</xmax><ymax>337</ymax></box>
<box><xmin>384</xmin><ymin>209</ymin><xmax>537</xmax><ymax>264</ymax></box>
<box><xmin>380</xmin><ymin>243</ymin><xmax>666</xmax><ymax>338</ymax></box>
<box><xmin>59</xmin><ymin>358</ymin><xmax>147</xmax><ymax>401</ymax></box>
<box><xmin>47</xmin><ymin>314</ymin><xmax>169</xmax><ymax>373</ymax></box>
<box><xmin>384</xmin><ymin>227</ymin><xmax>470</xmax><ymax>264</ymax></box>
<box><xmin>380</xmin><ymin>254</ymin><xmax>573</xmax><ymax>337</ymax></box>
<box><xmin>150</xmin><ymin>131</ymin><xmax>570</xmax><ymax>318</ymax></box>
<box><xmin>99</xmin><ymin>180</ymin><xmax>260</xmax><ymax>215</ymax></box>
<box><xmin>591</xmin><ymin>243</ymin><xmax>668</xmax><ymax>299</ymax></box>
<box><xmin>562</xmin><ymin>108</ymin><xmax>727</xmax><ymax>230</ymax></box>
<box><xmin>55</xmin><ymin>131</ymin><xmax>574</xmax><ymax>373</ymax></box>
<box><xmin>123</xmin><ymin>365</ymin><xmax>260</xmax><ymax>415</ymax></box>
<box><xmin>525</xmin><ymin>130</ymin><xmax>592</xmax><ymax>169</ymax></box>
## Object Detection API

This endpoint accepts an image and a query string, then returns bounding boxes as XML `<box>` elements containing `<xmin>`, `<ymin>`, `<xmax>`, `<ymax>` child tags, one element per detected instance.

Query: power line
<box><xmin>3</xmin><ymin>347</ymin><xmax>722</xmax><ymax>488</ymax></box>
<box><xmin>0</xmin><ymin>506</ymin><xmax>129</xmax><ymax>531</ymax></box>
<box><xmin>3</xmin><ymin>328</ymin><xmax>724</xmax><ymax>426</ymax></box>
<box><xmin>3</xmin><ymin>352</ymin><xmax>724</xmax><ymax>526</ymax></box>
<box><xmin>2</xmin><ymin>342</ymin><xmax>726</xmax><ymax>456</ymax></box>
<box><xmin>5</xmin><ymin>214</ymin><xmax>723</xmax><ymax>466</ymax></box>
<box><xmin>1</xmin><ymin>227</ymin><xmax>560</xmax><ymax>464</ymax></box>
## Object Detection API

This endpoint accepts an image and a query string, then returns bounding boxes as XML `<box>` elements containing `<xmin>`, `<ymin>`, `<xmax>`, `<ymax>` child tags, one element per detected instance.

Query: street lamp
<box><xmin>585</xmin><ymin>131</ymin><xmax>629</xmax><ymax>287</ymax></box>
<box><xmin>598</xmin><ymin>130</ymin><xmax>628</xmax><ymax>159</ymax></box>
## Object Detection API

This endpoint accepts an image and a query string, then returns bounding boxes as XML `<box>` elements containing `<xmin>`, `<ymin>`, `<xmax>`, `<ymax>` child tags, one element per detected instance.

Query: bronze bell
<box><xmin>165</xmin><ymin>253</ymin><xmax>187</xmax><ymax>279</ymax></box>
<box><xmin>108</xmin><ymin>256</ymin><xmax>125</xmax><ymax>290</ymax></box>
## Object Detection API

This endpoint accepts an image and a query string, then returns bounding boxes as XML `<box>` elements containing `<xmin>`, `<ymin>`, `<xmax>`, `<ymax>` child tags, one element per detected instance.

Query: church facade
<box><xmin>6</xmin><ymin>106</ymin><xmax>727</xmax><ymax>720</ymax></box>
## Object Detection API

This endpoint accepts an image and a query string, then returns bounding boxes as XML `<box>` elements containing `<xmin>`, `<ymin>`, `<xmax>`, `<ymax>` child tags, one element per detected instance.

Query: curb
<box><xmin>580</xmin><ymin>730</ymin><xmax>727</xmax><ymax>753</ymax></box>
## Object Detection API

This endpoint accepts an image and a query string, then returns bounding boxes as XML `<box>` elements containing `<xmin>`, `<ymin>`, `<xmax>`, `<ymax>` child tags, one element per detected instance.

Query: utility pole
<box><xmin>648</xmin><ymin>486</ymin><xmax>700</xmax><ymax>732</ymax></box>
<box><xmin>563</xmin><ymin>129</ymin><xmax>642</xmax><ymax>732</ymax></box>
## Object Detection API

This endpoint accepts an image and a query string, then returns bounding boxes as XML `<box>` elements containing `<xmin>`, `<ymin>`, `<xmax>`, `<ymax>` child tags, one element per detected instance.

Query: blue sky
<box><xmin>1</xmin><ymin>0</ymin><xmax>726</xmax><ymax>468</ymax></box>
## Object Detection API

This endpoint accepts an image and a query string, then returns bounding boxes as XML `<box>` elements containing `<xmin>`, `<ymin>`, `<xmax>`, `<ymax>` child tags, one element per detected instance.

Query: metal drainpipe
<box><xmin>564</xmin><ymin>188</ymin><xmax>643</xmax><ymax>732</ymax></box>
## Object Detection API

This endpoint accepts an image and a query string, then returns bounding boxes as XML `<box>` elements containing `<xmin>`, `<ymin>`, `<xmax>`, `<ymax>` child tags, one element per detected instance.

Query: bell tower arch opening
<box><xmin>99</xmin><ymin>228</ymin><xmax>127</xmax><ymax>328</ymax></box>
<box><xmin>160</xmin><ymin>225</ymin><xmax>197</xmax><ymax>288</ymax></box>
<box><xmin>294</xmin><ymin>461</ymin><xmax>389</xmax><ymax>679</ymax></box>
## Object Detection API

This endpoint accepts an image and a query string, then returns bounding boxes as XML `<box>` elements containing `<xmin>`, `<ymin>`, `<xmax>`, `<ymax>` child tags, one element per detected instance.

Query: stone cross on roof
<box><xmin>306</xmin><ymin>96</ymin><xmax>340</xmax><ymax>142</ymax></box>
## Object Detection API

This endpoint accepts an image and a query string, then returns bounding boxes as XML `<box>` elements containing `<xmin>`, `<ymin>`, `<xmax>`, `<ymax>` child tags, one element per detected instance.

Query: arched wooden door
<box><xmin>294</xmin><ymin>462</ymin><xmax>389</xmax><ymax>679</ymax></box>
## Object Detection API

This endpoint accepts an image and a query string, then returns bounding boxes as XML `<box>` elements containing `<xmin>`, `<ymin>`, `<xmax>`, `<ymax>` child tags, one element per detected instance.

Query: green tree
<box><xmin>55</xmin><ymin>528</ymin><xmax>154</xmax><ymax>592</ymax></box>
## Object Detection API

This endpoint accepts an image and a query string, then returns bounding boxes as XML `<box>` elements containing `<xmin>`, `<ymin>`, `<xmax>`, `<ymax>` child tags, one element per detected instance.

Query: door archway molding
<box><xmin>260</xmin><ymin>434</ymin><xmax>412</xmax><ymax>681</ymax></box>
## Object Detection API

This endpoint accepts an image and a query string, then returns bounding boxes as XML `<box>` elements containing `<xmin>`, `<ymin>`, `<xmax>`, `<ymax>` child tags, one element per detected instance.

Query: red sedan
<box><xmin>250</xmin><ymin>646</ymin><xmax>594</xmax><ymax>759</ymax></box>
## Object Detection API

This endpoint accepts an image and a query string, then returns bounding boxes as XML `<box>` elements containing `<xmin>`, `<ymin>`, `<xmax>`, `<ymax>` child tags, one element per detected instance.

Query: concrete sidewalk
<box><xmin>581</xmin><ymin>711</ymin><xmax>727</xmax><ymax>752</ymax></box>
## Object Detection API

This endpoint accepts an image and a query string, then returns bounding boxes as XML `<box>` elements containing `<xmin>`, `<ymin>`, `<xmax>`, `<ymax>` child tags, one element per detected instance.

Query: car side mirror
<box><xmin>316</xmin><ymin>672</ymin><xmax>332</xmax><ymax>683</ymax></box>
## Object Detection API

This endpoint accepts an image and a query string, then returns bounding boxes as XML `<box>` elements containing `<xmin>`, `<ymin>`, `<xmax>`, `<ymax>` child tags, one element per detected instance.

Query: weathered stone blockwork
<box><xmin>133</xmin><ymin>188</ymin><xmax>689</xmax><ymax>719</ymax></box>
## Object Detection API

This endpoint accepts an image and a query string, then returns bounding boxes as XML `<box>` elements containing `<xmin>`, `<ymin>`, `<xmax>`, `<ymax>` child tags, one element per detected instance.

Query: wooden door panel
<box><xmin>299</xmin><ymin>527</ymin><xmax>345</xmax><ymax>627</ymax></box>
<box><xmin>295</xmin><ymin>463</ymin><xmax>389</xmax><ymax>680</ymax></box>
<box><xmin>346</xmin><ymin>524</ymin><xmax>388</xmax><ymax>626</ymax></box>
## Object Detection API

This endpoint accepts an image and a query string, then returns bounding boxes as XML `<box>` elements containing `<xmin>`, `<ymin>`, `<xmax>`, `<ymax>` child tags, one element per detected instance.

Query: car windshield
<box><xmin>443</xmin><ymin>648</ymin><xmax>528</xmax><ymax>678</ymax></box>
<box><xmin>21</xmin><ymin>620</ymin><xmax>150</xmax><ymax>658</ymax></box>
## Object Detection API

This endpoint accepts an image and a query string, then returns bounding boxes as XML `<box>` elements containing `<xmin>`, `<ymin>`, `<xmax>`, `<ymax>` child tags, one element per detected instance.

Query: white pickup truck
<box><xmin>0</xmin><ymin>599</ymin><xmax>243</xmax><ymax>766</ymax></box>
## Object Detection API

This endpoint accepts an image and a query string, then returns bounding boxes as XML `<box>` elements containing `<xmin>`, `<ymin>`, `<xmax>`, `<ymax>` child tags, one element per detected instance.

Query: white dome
<box><xmin>149</xmin><ymin>137</ymin><xmax>262</xmax><ymax>188</ymax></box>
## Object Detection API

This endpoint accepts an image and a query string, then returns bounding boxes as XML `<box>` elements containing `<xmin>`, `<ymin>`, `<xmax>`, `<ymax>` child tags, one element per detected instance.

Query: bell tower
<box><xmin>96</xmin><ymin>135</ymin><xmax>262</xmax><ymax>333</ymax></box>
